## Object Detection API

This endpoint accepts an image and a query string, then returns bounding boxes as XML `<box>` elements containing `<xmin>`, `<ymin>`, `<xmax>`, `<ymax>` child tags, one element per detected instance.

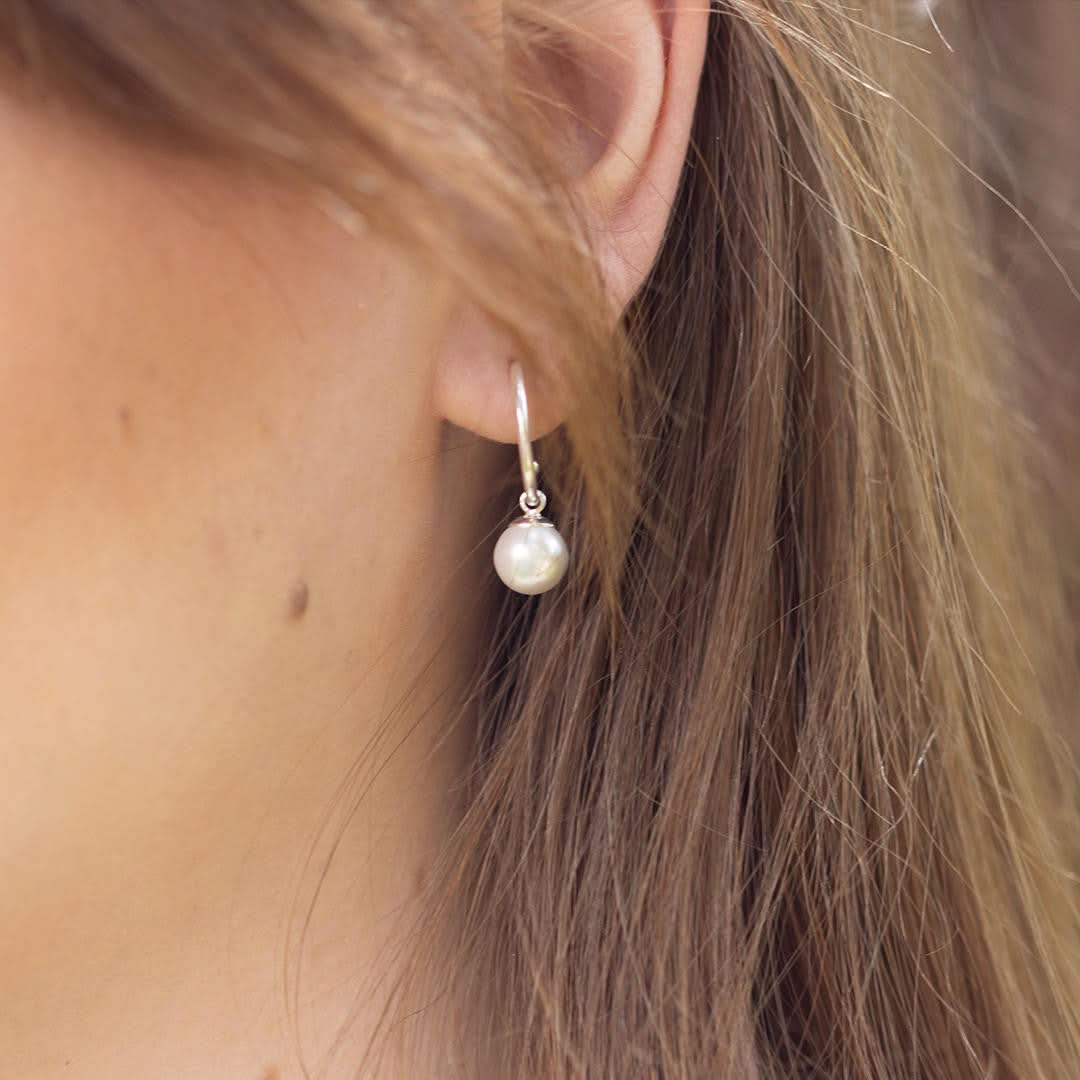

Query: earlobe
<box><xmin>433</xmin><ymin>0</ymin><xmax>710</xmax><ymax>444</ymax></box>
<box><xmin>435</xmin><ymin>305</ymin><xmax>564</xmax><ymax>444</ymax></box>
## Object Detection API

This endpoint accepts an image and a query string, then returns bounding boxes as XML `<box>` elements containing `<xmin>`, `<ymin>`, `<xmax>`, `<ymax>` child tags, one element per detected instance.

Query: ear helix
<box><xmin>492</xmin><ymin>361</ymin><xmax>570</xmax><ymax>595</ymax></box>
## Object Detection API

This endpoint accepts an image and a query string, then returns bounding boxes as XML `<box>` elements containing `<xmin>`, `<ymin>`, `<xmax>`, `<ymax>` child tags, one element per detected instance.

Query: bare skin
<box><xmin>0</xmin><ymin>91</ymin><xmax>496</xmax><ymax>1078</ymax></box>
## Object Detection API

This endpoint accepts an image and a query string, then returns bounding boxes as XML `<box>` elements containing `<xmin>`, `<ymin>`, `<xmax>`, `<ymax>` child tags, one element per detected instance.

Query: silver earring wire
<box><xmin>492</xmin><ymin>361</ymin><xmax>569</xmax><ymax>594</ymax></box>
<box><xmin>512</xmin><ymin>360</ymin><xmax>546</xmax><ymax>517</ymax></box>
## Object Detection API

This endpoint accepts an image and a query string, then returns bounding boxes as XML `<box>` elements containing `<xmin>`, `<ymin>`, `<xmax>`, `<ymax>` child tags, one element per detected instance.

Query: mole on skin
<box><xmin>289</xmin><ymin>580</ymin><xmax>310</xmax><ymax>621</ymax></box>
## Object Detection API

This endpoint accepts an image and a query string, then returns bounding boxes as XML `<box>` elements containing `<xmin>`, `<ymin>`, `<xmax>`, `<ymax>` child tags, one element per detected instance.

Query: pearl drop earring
<box><xmin>492</xmin><ymin>361</ymin><xmax>570</xmax><ymax>595</ymax></box>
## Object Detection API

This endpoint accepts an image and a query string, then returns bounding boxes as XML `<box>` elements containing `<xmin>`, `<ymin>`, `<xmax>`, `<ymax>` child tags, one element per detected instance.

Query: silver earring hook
<box><xmin>510</xmin><ymin>361</ymin><xmax>541</xmax><ymax>509</ymax></box>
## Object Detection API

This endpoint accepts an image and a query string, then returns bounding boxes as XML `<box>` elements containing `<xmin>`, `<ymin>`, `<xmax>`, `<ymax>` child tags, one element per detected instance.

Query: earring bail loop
<box><xmin>510</xmin><ymin>360</ymin><xmax>540</xmax><ymax>507</ymax></box>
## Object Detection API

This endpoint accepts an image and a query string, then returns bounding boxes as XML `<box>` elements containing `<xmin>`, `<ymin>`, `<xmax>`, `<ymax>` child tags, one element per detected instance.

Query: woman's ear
<box><xmin>434</xmin><ymin>0</ymin><xmax>710</xmax><ymax>443</ymax></box>
<box><xmin>576</xmin><ymin>0</ymin><xmax>711</xmax><ymax>312</ymax></box>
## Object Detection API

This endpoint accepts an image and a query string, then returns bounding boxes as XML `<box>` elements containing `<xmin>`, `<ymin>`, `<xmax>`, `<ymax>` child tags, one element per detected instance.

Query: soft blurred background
<box><xmin>950</xmin><ymin>2</ymin><xmax>1080</xmax><ymax>632</ymax></box>
<box><xmin>976</xmin><ymin>3</ymin><xmax>1078</xmax><ymax>493</ymax></box>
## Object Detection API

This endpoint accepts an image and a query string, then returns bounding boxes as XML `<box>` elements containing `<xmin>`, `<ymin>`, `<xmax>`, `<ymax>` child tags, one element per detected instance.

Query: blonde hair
<box><xmin>4</xmin><ymin>2</ymin><xmax>1077</xmax><ymax>1075</ymax></box>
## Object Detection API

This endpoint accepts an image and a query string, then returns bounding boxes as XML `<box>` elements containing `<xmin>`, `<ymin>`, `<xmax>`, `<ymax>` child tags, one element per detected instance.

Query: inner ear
<box><xmin>517</xmin><ymin>25</ymin><xmax>640</xmax><ymax>181</ymax></box>
<box><xmin>511</xmin><ymin>3</ymin><xmax>692</xmax><ymax>317</ymax></box>
<box><xmin>513</xmin><ymin>5</ymin><xmax>665</xmax><ymax>192</ymax></box>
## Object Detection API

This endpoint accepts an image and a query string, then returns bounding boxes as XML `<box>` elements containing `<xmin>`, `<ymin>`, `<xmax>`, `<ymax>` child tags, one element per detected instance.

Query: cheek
<box><xmin>4</xmin><ymin>124</ymin><xmax>344</xmax><ymax>495</ymax></box>
<box><xmin>0</xmin><ymin>93</ymin><xmax>450</xmax><ymax>640</ymax></box>
<box><xmin>0</xmin><ymin>161</ymin><xmax>237</xmax><ymax>534</ymax></box>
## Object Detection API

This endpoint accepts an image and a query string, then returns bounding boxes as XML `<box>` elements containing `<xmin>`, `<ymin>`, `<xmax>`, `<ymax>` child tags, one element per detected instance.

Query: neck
<box><xmin>0</xmin><ymin>437</ymin><xmax>493</xmax><ymax>1079</ymax></box>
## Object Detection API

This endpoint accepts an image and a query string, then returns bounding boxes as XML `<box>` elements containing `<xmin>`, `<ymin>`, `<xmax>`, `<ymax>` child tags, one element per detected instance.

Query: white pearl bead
<box><xmin>493</xmin><ymin>517</ymin><xmax>569</xmax><ymax>595</ymax></box>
